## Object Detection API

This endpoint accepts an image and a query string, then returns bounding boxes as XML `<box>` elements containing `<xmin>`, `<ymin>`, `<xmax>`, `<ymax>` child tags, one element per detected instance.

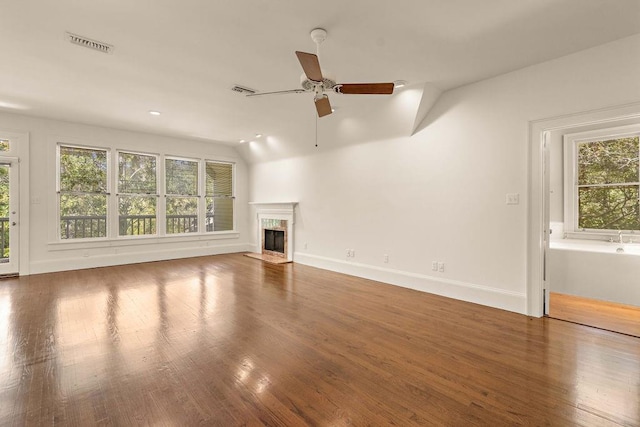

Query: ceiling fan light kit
<box><xmin>247</xmin><ymin>27</ymin><xmax>396</xmax><ymax>118</ymax></box>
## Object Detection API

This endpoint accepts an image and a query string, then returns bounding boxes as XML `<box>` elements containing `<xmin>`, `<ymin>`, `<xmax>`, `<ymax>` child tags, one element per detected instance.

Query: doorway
<box><xmin>0</xmin><ymin>158</ymin><xmax>19</xmax><ymax>276</ymax></box>
<box><xmin>528</xmin><ymin>103</ymin><xmax>640</xmax><ymax>334</ymax></box>
<box><xmin>0</xmin><ymin>129</ymin><xmax>29</xmax><ymax>277</ymax></box>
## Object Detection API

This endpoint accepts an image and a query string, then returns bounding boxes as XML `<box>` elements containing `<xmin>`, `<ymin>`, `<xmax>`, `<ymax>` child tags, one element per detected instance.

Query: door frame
<box><xmin>527</xmin><ymin>102</ymin><xmax>640</xmax><ymax>317</ymax></box>
<box><xmin>0</xmin><ymin>129</ymin><xmax>30</xmax><ymax>275</ymax></box>
<box><xmin>0</xmin><ymin>158</ymin><xmax>19</xmax><ymax>274</ymax></box>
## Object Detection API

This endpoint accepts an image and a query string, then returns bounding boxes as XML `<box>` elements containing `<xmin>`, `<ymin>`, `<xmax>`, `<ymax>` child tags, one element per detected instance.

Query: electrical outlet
<box><xmin>383</xmin><ymin>254</ymin><xmax>389</xmax><ymax>263</ymax></box>
<box><xmin>438</xmin><ymin>262</ymin><xmax>445</xmax><ymax>272</ymax></box>
<box><xmin>432</xmin><ymin>261</ymin><xmax>438</xmax><ymax>271</ymax></box>
<box><xmin>346</xmin><ymin>249</ymin><xmax>351</xmax><ymax>257</ymax></box>
<box><xmin>351</xmin><ymin>249</ymin><xmax>355</xmax><ymax>257</ymax></box>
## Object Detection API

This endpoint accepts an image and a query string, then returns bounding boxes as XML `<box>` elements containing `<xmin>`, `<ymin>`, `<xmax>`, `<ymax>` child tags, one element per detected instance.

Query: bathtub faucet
<box><xmin>619</xmin><ymin>230</ymin><xmax>624</xmax><ymax>244</ymax></box>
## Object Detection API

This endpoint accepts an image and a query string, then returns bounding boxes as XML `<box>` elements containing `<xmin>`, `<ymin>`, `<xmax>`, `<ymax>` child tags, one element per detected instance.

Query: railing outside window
<box><xmin>60</xmin><ymin>214</ymin><xmax>216</xmax><ymax>239</ymax></box>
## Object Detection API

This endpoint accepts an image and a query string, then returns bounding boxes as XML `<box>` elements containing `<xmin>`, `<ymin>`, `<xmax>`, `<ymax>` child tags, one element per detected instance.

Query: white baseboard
<box><xmin>294</xmin><ymin>252</ymin><xmax>527</xmax><ymax>315</ymax></box>
<box><xmin>29</xmin><ymin>243</ymin><xmax>253</xmax><ymax>275</ymax></box>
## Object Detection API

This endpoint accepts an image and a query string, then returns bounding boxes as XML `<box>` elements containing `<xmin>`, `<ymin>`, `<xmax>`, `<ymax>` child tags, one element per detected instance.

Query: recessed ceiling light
<box><xmin>255</xmin><ymin>133</ymin><xmax>263</xmax><ymax>138</ymax></box>
<box><xmin>239</xmin><ymin>139</ymin><xmax>246</xmax><ymax>143</ymax></box>
<box><xmin>393</xmin><ymin>80</ymin><xmax>407</xmax><ymax>89</ymax></box>
<box><xmin>148</xmin><ymin>110</ymin><xmax>161</xmax><ymax>116</ymax></box>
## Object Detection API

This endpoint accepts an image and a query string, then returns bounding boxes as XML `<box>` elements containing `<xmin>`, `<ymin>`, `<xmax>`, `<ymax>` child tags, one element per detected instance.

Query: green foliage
<box><xmin>59</xmin><ymin>194</ymin><xmax>107</xmax><ymax>238</ymax></box>
<box><xmin>57</xmin><ymin>147</ymin><xmax>234</xmax><ymax>238</ymax></box>
<box><xmin>0</xmin><ymin>139</ymin><xmax>9</xmax><ymax>152</ymax></box>
<box><xmin>60</xmin><ymin>147</ymin><xmax>107</xmax><ymax>192</ymax></box>
<box><xmin>166</xmin><ymin>159</ymin><xmax>198</xmax><ymax>195</ymax></box>
<box><xmin>118</xmin><ymin>153</ymin><xmax>158</xmax><ymax>236</ymax></box>
<box><xmin>0</xmin><ymin>166</ymin><xmax>8</xmax><ymax>217</ymax></box>
<box><xmin>119</xmin><ymin>152</ymin><xmax>156</xmax><ymax>194</ymax></box>
<box><xmin>59</xmin><ymin>147</ymin><xmax>108</xmax><ymax>238</ymax></box>
<box><xmin>119</xmin><ymin>196</ymin><xmax>156</xmax><ymax>235</ymax></box>
<box><xmin>0</xmin><ymin>165</ymin><xmax>9</xmax><ymax>257</ymax></box>
<box><xmin>166</xmin><ymin>197</ymin><xmax>198</xmax><ymax>233</ymax></box>
<box><xmin>579</xmin><ymin>186</ymin><xmax>639</xmax><ymax>230</ymax></box>
<box><xmin>577</xmin><ymin>137</ymin><xmax>640</xmax><ymax>230</ymax></box>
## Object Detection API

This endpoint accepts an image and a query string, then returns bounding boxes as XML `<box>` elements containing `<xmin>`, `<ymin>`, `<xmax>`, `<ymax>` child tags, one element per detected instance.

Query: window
<box><xmin>56</xmin><ymin>144</ymin><xmax>235</xmax><ymax>241</ymax></box>
<box><xmin>565</xmin><ymin>126</ymin><xmax>640</xmax><ymax>234</ymax></box>
<box><xmin>118</xmin><ymin>151</ymin><xmax>158</xmax><ymax>236</ymax></box>
<box><xmin>165</xmin><ymin>157</ymin><xmax>199</xmax><ymax>234</ymax></box>
<box><xmin>58</xmin><ymin>146</ymin><xmax>109</xmax><ymax>239</ymax></box>
<box><xmin>205</xmin><ymin>161</ymin><xmax>234</xmax><ymax>232</ymax></box>
<box><xmin>0</xmin><ymin>139</ymin><xmax>9</xmax><ymax>152</ymax></box>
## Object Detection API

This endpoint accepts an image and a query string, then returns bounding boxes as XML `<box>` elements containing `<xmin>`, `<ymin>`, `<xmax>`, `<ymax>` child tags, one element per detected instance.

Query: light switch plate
<box><xmin>506</xmin><ymin>193</ymin><xmax>520</xmax><ymax>205</ymax></box>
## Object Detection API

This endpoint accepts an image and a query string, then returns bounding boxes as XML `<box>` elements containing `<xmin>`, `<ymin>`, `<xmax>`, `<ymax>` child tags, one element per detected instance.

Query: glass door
<box><xmin>0</xmin><ymin>159</ymin><xmax>19</xmax><ymax>275</ymax></box>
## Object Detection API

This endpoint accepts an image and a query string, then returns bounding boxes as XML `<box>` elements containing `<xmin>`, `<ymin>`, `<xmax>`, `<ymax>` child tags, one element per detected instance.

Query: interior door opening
<box><xmin>0</xmin><ymin>159</ymin><xmax>19</xmax><ymax>276</ymax></box>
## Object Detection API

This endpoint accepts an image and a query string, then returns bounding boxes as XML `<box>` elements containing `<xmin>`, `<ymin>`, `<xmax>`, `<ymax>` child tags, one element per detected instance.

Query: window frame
<box><xmin>563</xmin><ymin>124</ymin><xmax>640</xmax><ymax>238</ymax></box>
<box><xmin>204</xmin><ymin>160</ymin><xmax>236</xmax><ymax>233</ymax></box>
<box><xmin>116</xmin><ymin>149</ymin><xmax>160</xmax><ymax>238</ymax></box>
<box><xmin>55</xmin><ymin>144</ymin><xmax>237</xmax><ymax>243</ymax></box>
<box><xmin>164</xmin><ymin>155</ymin><xmax>201</xmax><ymax>235</ymax></box>
<box><xmin>57</xmin><ymin>143</ymin><xmax>111</xmax><ymax>241</ymax></box>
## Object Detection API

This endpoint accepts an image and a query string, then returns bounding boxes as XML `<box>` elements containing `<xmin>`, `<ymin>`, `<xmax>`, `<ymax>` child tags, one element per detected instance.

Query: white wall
<box><xmin>0</xmin><ymin>111</ymin><xmax>251</xmax><ymax>274</ymax></box>
<box><xmin>249</xmin><ymin>34</ymin><xmax>640</xmax><ymax>315</ymax></box>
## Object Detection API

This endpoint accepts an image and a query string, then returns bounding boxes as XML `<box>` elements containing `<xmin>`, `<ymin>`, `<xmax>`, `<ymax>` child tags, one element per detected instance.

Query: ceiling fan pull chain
<box><xmin>315</xmin><ymin>112</ymin><xmax>318</xmax><ymax>148</ymax></box>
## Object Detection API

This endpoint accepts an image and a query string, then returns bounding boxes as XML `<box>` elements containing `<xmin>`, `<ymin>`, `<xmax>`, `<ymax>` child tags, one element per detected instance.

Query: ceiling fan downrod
<box><xmin>309</xmin><ymin>28</ymin><xmax>327</xmax><ymax>57</ymax></box>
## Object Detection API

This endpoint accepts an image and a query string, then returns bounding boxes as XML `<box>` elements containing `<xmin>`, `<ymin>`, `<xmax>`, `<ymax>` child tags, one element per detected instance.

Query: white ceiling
<box><xmin>1</xmin><ymin>0</ymin><xmax>639</xmax><ymax>162</ymax></box>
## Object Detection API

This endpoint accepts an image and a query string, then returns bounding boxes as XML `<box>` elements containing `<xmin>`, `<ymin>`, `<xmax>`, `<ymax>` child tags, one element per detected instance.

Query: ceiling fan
<box><xmin>247</xmin><ymin>28</ymin><xmax>395</xmax><ymax>118</ymax></box>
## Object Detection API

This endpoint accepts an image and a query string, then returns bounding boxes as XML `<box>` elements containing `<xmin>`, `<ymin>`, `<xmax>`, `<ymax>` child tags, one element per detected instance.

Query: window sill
<box><xmin>47</xmin><ymin>231</ymin><xmax>240</xmax><ymax>251</ymax></box>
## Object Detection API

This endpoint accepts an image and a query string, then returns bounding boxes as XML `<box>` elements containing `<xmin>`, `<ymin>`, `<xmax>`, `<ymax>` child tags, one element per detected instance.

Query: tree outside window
<box><xmin>577</xmin><ymin>136</ymin><xmax>640</xmax><ymax>230</ymax></box>
<box><xmin>118</xmin><ymin>152</ymin><xmax>157</xmax><ymax>236</ymax></box>
<box><xmin>59</xmin><ymin>146</ymin><xmax>108</xmax><ymax>239</ymax></box>
<box><xmin>165</xmin><ymin>158</ymin><xmax>199</xmax><ymax>234</ymax></box>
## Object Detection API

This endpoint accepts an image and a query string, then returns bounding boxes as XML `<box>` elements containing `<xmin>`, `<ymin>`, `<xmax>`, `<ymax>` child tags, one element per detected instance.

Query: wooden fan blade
<box><xmin>296</xmin><ymin>51</ymin><xmax>323</xmax><ymax>82</ymax></box>
<box><xmin>335</xmin><ymin>83</ymin><xmax>394</xmax><ymax>95</ymax></box>
<box><xmin>314</xmin><ymin>96</ymin><xmax>332</xmax><ymax>117</ymax></box>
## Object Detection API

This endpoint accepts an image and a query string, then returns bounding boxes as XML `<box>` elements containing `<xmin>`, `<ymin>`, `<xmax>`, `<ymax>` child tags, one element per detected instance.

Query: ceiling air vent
<box><xmin>66</xmin><ymin>32</ymin><xmax>113</xmax><ymax>54</ymax></box>
<box><xmin>231</xmin><ymin>85</ymin><xmax>257</xmax><ymax>95</ymax></box>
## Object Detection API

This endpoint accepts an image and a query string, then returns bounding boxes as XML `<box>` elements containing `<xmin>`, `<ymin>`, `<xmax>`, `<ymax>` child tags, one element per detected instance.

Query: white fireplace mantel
<box><xmin>250</xmin><ymin>202</ymin><xmax>297</xmax><ymax>261</ymax></box>
<box><xmin>249</xmin><ymin>202</ymin><xmax>298</xmax><ymax>216</ymax></box>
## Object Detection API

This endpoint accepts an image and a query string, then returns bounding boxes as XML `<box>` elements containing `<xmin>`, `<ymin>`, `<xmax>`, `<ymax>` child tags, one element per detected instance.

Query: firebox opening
<box><xmin>264</xmin><ymin>229</ymin><xmax>285</xmax><ymax>254</ymax></box>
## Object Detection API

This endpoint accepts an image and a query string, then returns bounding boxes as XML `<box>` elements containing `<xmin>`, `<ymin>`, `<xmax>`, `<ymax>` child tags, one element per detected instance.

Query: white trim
<box><xmin>31</xmin><ymin>242</ymin><xmax>252</xmax><ymax>275</ymax></box>
<box><xmin>295</xmin><ymin>252</ymin><xmax>526</xmax><ymax>314</ymax></box>
<box><xmin>47</xmin><ymin>231</ymin><xmax>240</xmax><ymax>251</ymax></box>
<box><xmin>527</xmin><ymin>102</ymin><xmax>640</xmax><ymax>317</ymax></box>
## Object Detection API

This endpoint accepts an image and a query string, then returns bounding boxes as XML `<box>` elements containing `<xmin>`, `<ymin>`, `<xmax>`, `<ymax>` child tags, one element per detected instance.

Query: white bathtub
<box><xmin>550</xmin><ymin>239</ymin><xmax>640</xmax><ymax>255</ymax></box>
<box><xmin>548</xmin><ymin>239</ymin><xmax>640</xmax><ymax>306</ymax></box>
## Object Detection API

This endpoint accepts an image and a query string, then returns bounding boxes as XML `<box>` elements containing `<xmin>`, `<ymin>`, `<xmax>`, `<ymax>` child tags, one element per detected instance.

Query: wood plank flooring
<box><xmin>0</xmin><ymin>253</ymin><xmax>639</xmax><ymax>426</ymax></box>
<box><xmin>549</xmin><ymin>291</ymin><xmax>640</xmax><ymax>337</ymax></box>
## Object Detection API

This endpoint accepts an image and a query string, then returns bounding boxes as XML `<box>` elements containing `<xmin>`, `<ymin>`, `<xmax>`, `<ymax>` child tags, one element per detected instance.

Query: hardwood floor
<box><xmin>549</xmin><ymin>292</ymin><xmax>640</xmax><ymax>337</ymax></box>
<box><xmin>0</xmin><ymin>254</ymin><xmax>638</xmax><ymax>426</ymax></box>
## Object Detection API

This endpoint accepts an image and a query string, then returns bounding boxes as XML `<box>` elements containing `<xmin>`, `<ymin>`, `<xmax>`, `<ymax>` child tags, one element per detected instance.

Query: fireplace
<box><xmin>247</xmin><ymin>202</ymin><xmax>297</xmax><ymax>263</ymax></box>
<box><xmin>261</xmin><ymin>219</ymin><xmax>287</xmax><ymax>258</ymax></box>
